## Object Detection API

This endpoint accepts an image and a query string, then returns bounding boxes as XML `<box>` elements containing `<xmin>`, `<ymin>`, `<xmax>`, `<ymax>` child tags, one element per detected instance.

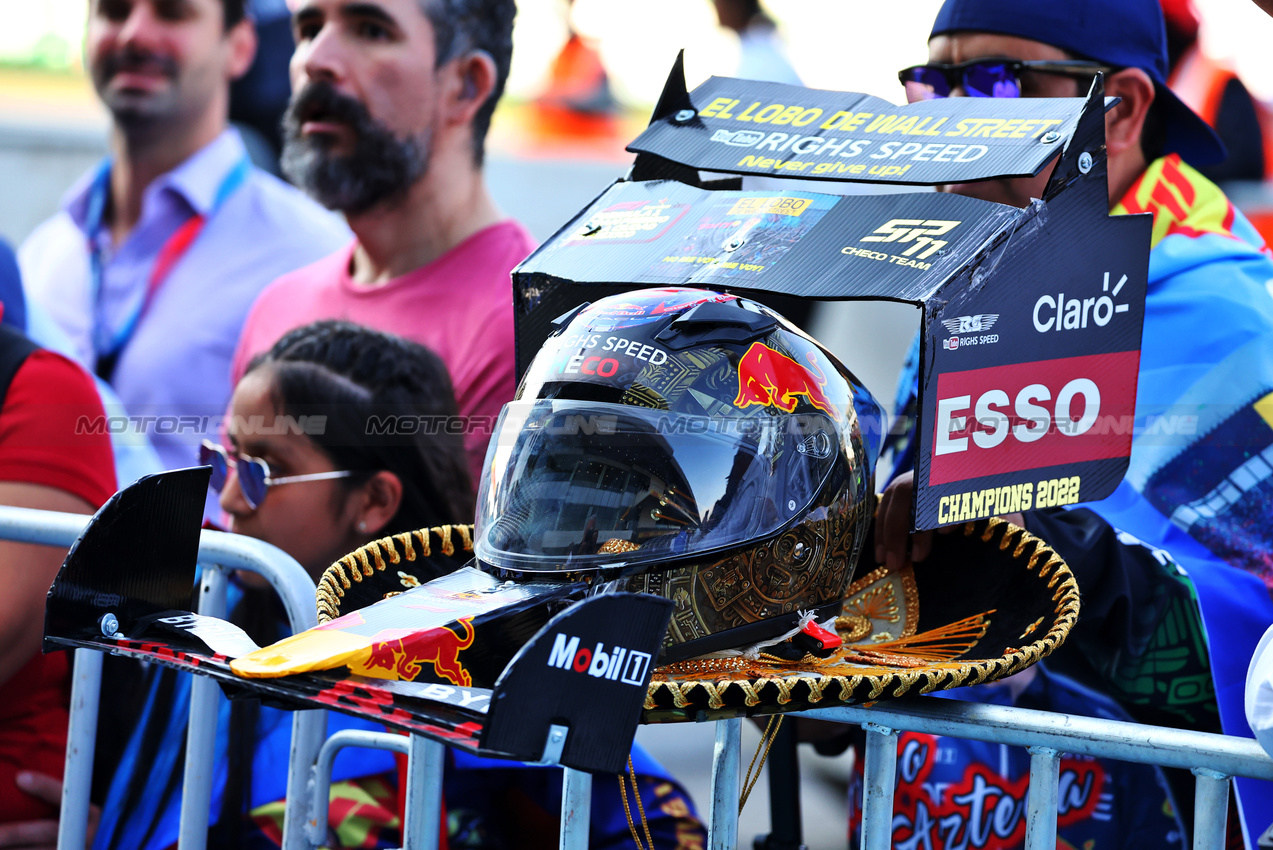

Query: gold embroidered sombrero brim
<box><xmin>316</xmin><ymin>524</ymin><xmax>476</xmax><ymax>623</ymax></box>
<box><xmin>642</xmin><ymin>517</ymin><xmax>1079</xmax><ymax>719</ymax></box>
<box><xmin>314</xmin><ymin>518</ymin><xmax>1078</xmax><ymax>717</ymax></box>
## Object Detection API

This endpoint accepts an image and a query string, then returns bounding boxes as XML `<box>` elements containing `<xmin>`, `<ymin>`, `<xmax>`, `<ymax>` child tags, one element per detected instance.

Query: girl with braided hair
<box><xmin>217</xmin><ymin>319</ymin><xmax>474</xmax><ymax>581</ymax></box>
<box><xmin>87</xmin><ymin>320</ymin><xmax>473</xmax><ymax>850</ymax></box>
<box><xmin>88</xmin><ymin>321</ymin><xmax>703</xmax><ymax>850</ymax></box>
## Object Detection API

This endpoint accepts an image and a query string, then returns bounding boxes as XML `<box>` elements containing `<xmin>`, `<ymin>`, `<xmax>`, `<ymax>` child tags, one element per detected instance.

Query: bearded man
<box><xmin>232</xmin><ymin>0</ymin><xmax>530</xmax><ymax>480</ymax></box>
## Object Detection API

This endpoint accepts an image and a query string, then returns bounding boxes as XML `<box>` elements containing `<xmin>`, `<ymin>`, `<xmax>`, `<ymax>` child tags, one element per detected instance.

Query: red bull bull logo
<box><xmin>350</xmin><ymin>617</ymin><xmax>476</xmax><ymax>686</ymax></box>
<box><xmin>734</xmin><ymin>341</ymin><xmax>836</xmax><ymax>417</ymax></box>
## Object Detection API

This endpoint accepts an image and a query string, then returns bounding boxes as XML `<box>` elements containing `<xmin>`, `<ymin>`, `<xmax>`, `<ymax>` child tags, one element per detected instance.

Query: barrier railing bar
<box><xmin>708</xmin><ymin>717</ymin><xmax>740</xmax><ymax>850</ymax></box>
<box><xmin>57</xmin><ymin>649</ymin><xmax>101</xmax><ymax>850</ymax></box>
<box><xmin>192</xmin><ymin>531</ymin><xmax>325</xmax><ymax>850</ymax></box>
<box><xmin>1192</xmin><ymin>768</ymin><xmax>1230</xmax><ymax>850</ymax></box>
<box><xmin>179</xmin><ymin>564</ymin><xmax>229</xmax><ymax>848</ymax></box>
<box><xmin>308</xmin><ymin>730</ymin><xmax>410</xmax><ymax>846</ymax></box>
<box><xmin>193</xmin><ymin>530</ymin><xmax>319</xmax><ymax>636</ymax></box>
<box><xmin>0</xmin><ymin>504</ymin><xmax>90</xmax><ymax>548</ymax></box>
<box><xmin>0</xmin><ymin>506</ymin><xmax>324</xmax><ymax>850</ymax></box>
<box><xmin>861</xmin><ymin>723</ymin><xmax>898</xmax><ymax>850</ymax></box>
<box><xmin>801</xmin><ymin>698</ymin><xmax>1273</xmax><ymax>780</ymax></box>
<box><xmin>560</xmin><ymin>768</ymin><xmax>593</xmax><ymax>850</ymax></box>
<box><xmin>1024</xmin><ymin>746</ymin><xmax>1060</xmax><ymax>850</ymax></box>
<box><xmin>407</xmin><ymin>736</ymin><xmax>445</xmax><ymax>850</ymax></box>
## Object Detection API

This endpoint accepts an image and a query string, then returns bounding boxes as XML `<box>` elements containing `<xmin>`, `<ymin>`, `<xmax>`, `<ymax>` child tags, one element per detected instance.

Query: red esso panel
<box><xmin>928</xmin><ymin>352</ymin><xmax>1139</xmax><ymax>486</ymax></box>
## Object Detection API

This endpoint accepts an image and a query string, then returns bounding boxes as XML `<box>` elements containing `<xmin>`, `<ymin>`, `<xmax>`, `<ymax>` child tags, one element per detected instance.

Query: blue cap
<box><xmin>931</xmin><ymin>0</ymin><xmax>1226</xmax><ymax>166</ymax></box>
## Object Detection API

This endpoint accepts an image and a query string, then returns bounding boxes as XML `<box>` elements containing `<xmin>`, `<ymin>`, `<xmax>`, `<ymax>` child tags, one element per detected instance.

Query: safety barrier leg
<box><xmin>406</xmin><ymin>736</ymin><xmax>446</xmax><ymax>850</ymax></box>
<box><xmin>281</xmin><ymin>710</ymin><xmax>327</xmax><ymax>850</ymax></box>
<box><xmin>57</xmin><ymin>648</ymin><xmax>102</xmax><ymax>850</ymax></box>
<box><xmin>861</xmin><ymin>723</ymin><xmax>898</xmax><ymax>850</ymax></box>
<box><xmin>1024</xmin><ymin>746</ymin><xmax>1060</xmax><ymax>850</ymax></box>
<box><xmin>179</xmin><ymin>564</ymin><xmax>228</xmax><ymax>849</ymax></box>
<box><xmin>1192</xmin><ymin>768</ymin><xmax>1230</xmax><ymax>850</ymax></box>
<box><xmin>560</xmin><ymin>768</ymin><xmax>592</xmax><ymax>850</ymax></box>
<box><xmin>307</xmin><ymin>730</ymin><xmax>447</xmax><ymax>850</ymax></box>
<box><xmin>709</xmin><ymin>718</ymin><xmax>741</xmax><ymax>850</ymax></box>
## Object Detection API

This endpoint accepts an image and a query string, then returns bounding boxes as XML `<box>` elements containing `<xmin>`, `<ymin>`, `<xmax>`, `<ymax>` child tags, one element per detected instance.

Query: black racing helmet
<box><xmin>474</xmin><ymin>288</ymin><xmax>885</xmax><ymax>661</ymax></box>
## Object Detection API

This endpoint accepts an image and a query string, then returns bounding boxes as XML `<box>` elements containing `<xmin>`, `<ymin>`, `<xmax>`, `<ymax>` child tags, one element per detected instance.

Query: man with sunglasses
<box><xmin>896</xmin><ymin>8</ymin><xmax>1225</xmax><ymax>208</ymax></box>
<box><xmin>872</xmin><ymin>0</ymin><xmax>1273</xmax><ymax>844</ymax></box>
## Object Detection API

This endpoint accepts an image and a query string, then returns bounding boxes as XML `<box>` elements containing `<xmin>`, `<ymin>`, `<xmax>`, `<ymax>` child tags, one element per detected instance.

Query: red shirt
<box><xmin>0</xmin><ymin>349</ymin><xmax>117</xmax><ymax>506</ymax></box>
<box><xmin>0</xmin><ymin>349</ymin><xmax>115</xmax><ymax>822</ymax></box>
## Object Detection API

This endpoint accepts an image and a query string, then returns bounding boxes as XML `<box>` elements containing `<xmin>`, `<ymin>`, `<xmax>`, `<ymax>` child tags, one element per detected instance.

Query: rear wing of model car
<box><xmin>512</xmin><ymin>56</ymin><xmax>1151</xmax><ymax>530</ymax></box>
<box><xmin>43</xmin><ymin>469</ymin><xmax>671</xmax><ymax>775</ymax></box>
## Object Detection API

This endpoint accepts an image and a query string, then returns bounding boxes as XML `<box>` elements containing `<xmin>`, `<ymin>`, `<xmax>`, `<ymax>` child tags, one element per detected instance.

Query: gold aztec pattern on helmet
<box><xmin>627</xmin><ymin>494</ymin><xmax>870</xmax><ymax>649</ymax></box>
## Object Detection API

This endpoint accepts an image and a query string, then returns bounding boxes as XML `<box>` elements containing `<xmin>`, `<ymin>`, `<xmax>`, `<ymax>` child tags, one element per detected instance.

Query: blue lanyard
<box><xmin>85</xmin><ymin>155</ymin><xmax>251</xmax><ymax>363</ymax></box>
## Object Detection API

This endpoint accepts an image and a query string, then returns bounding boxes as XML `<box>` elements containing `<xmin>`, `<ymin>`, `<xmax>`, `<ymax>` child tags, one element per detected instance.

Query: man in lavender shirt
<box><xmin>19</xmin><ymin>0</ymin><xmax>347</xmax><ymax>475</ymax></box>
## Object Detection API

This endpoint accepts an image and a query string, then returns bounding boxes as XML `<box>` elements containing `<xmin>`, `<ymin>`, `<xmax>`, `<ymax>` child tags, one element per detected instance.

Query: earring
<box><xmin>358</xmin><ymin>521</ymin><xmax>367</xmax><ymax>532</ymax></box>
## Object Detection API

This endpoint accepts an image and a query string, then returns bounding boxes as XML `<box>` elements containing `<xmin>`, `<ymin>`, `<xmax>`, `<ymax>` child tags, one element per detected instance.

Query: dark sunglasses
<box><xmin>898</xmin><ymin>59</ymin><xmax>1113</xmax><ymax>103</ymax></box>
<box><xmin>199</xmin><ymin>440</ymin><xmax>352</xmax><ymax>511</ymax></box>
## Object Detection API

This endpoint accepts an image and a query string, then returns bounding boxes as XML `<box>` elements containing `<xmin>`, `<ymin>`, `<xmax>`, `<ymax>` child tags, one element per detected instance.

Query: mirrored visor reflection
<box><xmin>476</xmin><ymin>400</ymin><xmax>837</xmax><ymax>571</ymax></box>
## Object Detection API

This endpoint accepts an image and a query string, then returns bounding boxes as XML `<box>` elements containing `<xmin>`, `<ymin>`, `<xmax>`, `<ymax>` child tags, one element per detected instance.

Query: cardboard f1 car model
<box><xmin>515</xmin><ymin>55</ymin><xmax>1149</xmax><ymax>533</ymax></box>
<box><xmin>43</xmin><ymin>60</ymin><xmax>1146</xmax><ymax>773</ymax></box>
<box><xmin>45</xmin><ymin>467</ymin><xmax>672</xmax><ymax>775</ymax></box>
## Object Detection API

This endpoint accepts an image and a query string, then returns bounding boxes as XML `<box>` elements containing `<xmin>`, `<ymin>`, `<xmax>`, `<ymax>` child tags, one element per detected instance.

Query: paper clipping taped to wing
<box><xmin>145</xmin><ymin>612</ymin><xmax>263</xmax><ymax>659</ymax></box>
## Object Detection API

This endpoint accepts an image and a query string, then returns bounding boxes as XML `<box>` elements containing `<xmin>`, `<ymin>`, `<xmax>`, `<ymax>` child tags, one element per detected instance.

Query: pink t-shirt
<box><xmin>232</xmin><ymin>220</ymin><xmax>535</xmax><ymax>481</ymax></box>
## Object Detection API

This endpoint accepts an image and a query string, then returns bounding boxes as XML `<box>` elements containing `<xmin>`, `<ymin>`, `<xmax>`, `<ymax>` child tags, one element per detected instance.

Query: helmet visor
<box><xmin>476</xmin><ymin>400</ymin><xmax>840</xmax><ymax>572</ymax></box>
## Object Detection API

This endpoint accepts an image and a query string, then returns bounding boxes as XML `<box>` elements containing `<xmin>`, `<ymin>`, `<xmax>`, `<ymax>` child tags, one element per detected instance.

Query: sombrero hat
<box><xmin>644</xmin><ymin>517</ymin><xmax>1079</xmax><ymax>717</ymax></box>
<box><xmin>314</xmin><ymin>517</ymin><xmax>1078</xmax><ymax>716</ymax></box>
<box><xmin>316</xmin><ymin>524</ymin><xmax>476</xmax><ymax>624</ymax></box>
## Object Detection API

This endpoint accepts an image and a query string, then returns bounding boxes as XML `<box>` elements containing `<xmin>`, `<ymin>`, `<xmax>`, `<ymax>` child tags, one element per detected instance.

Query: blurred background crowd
<box><xmin>4</xmin><ymin>0</ymin><xmax>1273</xmax><ymax>411</ymax></box>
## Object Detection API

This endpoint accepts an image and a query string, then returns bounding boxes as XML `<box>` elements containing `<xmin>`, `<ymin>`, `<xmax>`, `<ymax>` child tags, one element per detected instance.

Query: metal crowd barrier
<box><xmin>8</xmin><ymin>504</ymin><xmax>1273</xmax><ymax>850</ymax></box>
<box><xmin>0</xmin><ymin>505</ymin><xmax>326</xmax><ymax>850</ymax></box>
<box><xmin>339</xmin><ymin>696</ymin><xmax>1273</xmax><ymax>850</ymax></box>
<box><xmin>796</xmin><ymin>698</ymin><xmax>1273</xmax><ymax>850</ymax></box>
<box><xmin>686</xmin><ymin>706</ymin><xmax>1273</xmax><ymax>850</ymax></box>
